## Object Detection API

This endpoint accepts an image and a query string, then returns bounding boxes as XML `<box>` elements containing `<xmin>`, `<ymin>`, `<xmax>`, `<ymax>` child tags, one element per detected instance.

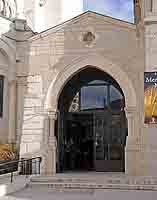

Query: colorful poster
<box><xmin>144</xmin><ymin>72</ymin><xmax>157</xmax><ymax>124</ymax></box>
<box><xmin>0</xmin><ymin>144</ymin><xmax>17</xmax><ymax>161</ymax></box>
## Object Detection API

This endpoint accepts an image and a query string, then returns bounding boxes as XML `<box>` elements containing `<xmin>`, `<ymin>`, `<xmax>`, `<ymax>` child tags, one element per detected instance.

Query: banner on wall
<box><xmin>0</xmin><ymin>144</ymin><xmax>17</xmax><ymax>161</ymax></box>
<box><xmin>144</xmin><ymin>72</ymin><xmax>157</xmax><ymax>124</ymax></box>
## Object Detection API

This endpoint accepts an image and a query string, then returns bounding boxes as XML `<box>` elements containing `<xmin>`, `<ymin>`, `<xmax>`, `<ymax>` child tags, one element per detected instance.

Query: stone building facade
<box><xmin>0</xmin><ymin>0</ymin><xmax>157</xmax><ymax>176</ymax></box>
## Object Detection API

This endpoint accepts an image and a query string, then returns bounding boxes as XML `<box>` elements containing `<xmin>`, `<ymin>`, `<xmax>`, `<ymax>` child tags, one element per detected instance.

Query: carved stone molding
<box><xmin>0</xmin><ymin>0</ymin><xmax>16</xmax><ymax>18</ymax></box>
<box><xmin>16</xmin><ymin>76</ymin><xmax>27</xmax><ymax>86</ymax></box>
<box><xmin>82</xmin><ymin>31</ymin><xmax>96</xmax><ymax>47</ymax></box>
<box><xmin>38</xmin><ymin>0</ymin><xmax>47</xmax><ymax>7</ymax></box>
<box><xmin>125</xmin><ymin>106</ymin><xmax>137</xmax><ymax>124</ymax></box>
<box><xmin>48</xmin><ymin>110</ymin><xmax>57</xmax><ymax>120</ymax></box>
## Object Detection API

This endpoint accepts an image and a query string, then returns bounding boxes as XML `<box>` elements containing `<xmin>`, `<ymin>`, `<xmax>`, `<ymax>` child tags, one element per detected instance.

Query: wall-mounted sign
<box><xmin>144</xmin><ymin>72</ymin><xmax>157</xmax><ymax>124</ymax></box>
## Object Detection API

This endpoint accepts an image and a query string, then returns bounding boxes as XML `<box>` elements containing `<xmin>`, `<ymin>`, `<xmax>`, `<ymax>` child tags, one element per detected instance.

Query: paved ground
<box><xmin>1</xmin><ymin>173</ymin><xmax>157</xmax><ymax>200</ymax></box>
<box><xmin>1</xmin><ymin>187</ymin><xmax>157</xmax><ymax>200</ymax></box>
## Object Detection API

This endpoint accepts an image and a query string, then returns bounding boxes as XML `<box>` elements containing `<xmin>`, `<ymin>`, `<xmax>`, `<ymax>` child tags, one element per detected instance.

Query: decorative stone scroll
<box><xmin>82</xmin><ymin>31</ymin><xmax>96</xmax><ymax>47</ymax></box>
<box><xmin>38</xmin><ymin>0</ymin><xmax>47</xmax><ymax>7</ymax></box>
<box><xmin>0</xmin><ymin>0</ymin><xmax>16</xmax><ymax>18</ymax></box>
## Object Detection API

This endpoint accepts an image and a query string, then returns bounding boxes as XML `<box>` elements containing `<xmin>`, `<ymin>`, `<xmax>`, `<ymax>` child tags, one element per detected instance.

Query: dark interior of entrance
<box><xmin>56</xmin><ymin>67</ymin><xmax>128</xmax><ymax>173</ymax></box>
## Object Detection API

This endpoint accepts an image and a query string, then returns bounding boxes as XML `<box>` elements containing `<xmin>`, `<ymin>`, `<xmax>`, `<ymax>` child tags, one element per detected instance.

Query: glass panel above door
<box><xmin>80</xmin><ymin>85</ymin><xmax>107</xmax><ymax>111</ymax></box>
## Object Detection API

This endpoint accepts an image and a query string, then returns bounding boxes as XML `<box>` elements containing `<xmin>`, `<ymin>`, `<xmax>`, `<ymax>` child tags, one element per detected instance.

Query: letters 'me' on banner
<box><xmin>144</xmin><ymin>72</ymin><xmax>157</xmax><ymax>124</ymax></box>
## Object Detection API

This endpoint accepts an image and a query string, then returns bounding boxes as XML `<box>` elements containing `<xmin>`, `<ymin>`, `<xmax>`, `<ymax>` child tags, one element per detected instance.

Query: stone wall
<box><xmin>18</xmin><ymin>12</ymin><xmax>145</xmax><ymax>175</ymax></box>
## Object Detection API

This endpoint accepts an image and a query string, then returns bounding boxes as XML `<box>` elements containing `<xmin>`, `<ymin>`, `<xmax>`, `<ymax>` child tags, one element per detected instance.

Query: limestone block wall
<box><xmin>0</xmin><ymin>17</ymin><xmax>35</xmax><ymax>160</ymax></box>
<box><xmin>18</xmin><ymin>75</ymin><xmax>45</xmax><ymax>157</ymax></box>
<box><xmin>18</xmin><ymin>12</ymin><xmax>145</xmax><ymax>176</ymax></box>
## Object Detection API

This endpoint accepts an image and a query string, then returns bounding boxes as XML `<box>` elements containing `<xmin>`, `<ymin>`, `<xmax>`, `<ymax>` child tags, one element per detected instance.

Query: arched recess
<box><xmin>45</xmin><ymin>54</ymin><xmax>137</xmax><ymax>112</ymax></box>
<box><xmin>43</xmin><ymin>54</ymin><xmax>138</xmax><ymax>175</ymax></box>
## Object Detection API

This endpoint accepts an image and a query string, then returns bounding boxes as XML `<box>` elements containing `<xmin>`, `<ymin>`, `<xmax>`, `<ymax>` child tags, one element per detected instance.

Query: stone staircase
<box><xmin>29</xmin><ymin>173</ymin><xmax>157</xmax><ymax>191</ymax></box>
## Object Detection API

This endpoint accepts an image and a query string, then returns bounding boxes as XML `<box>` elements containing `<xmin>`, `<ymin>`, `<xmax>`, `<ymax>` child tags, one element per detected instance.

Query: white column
<box><xmin>48</xmin><ymin>111</ymin><xmax>57</xmax><ymax>174</ymax></box>
<box><xmin>125</xmin><ymin>106</ymin><xmax>140</xmax><ymax>175</ymax></box>
<box><xmin>16</xmin><ymin>0</ymin><xmax>25</xmax><ymax>19</ymax></box>
<box><xmin>125</xmin><ymin>107</ymin><xmax>136</xmax><ymax>138</ymax></box>
<box><xmin>42</xmin><ymin>111</ymin><xmax>57</xmax><ymax>175</ymax></box>
<box><xmin>8</xmin><ymin>80</ymin><xmax>17</xmax><ymax>144</ymax></box>
<box><xmin>16</xmin><ymin>77</ymin><xmax>27</xmax><ymax>153</ymax></box>
<box><xmin>41</xmin><ymin>114</ymin><xmax>49</xmax><ymax>175</ymax></box>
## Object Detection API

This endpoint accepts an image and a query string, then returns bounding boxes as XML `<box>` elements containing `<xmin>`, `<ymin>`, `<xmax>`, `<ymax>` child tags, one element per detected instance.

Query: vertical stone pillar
<box><xmin>40</xmin><ymin>114</ymin><xmax>49</xmax><ymax>175</ymax></box>
<box><xmin>8</xmin><ymin>80</ymin><xmax>17</xmax><ymax>144</ymax></box>
<box><xmin>42</xmin><ymin>111</ymin><xmax>57</xmax><ymax>175</ymax></box>
<box><xmin>16</xmin><ymin>77</ymin><xmax>27</xmax><ymax>156</ymax></box>
<box><xmin>16</xmin><ymin>0</ymin><xmax>25</xmax><ymax>19</ymax></box>
<box><xmin>125</xmin><ymin>106</ymin><xmax>140</xmax><ymax>175</ymax></box>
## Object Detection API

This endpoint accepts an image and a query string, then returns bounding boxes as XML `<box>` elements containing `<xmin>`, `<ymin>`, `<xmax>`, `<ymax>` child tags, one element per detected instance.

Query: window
<box><xmin>66</xmin><ymin>68</ymin><xmax>125</xmax><ymax>112</ymax></box>
<box><xmin>81</xmin><ymin>85</ymin><xmax>107</xmax><ymax>110</ymax></box>
<box><xmin>0</xmin><ymin>75</ymin><xmax>4</xmax><ymax>117</ymax></box>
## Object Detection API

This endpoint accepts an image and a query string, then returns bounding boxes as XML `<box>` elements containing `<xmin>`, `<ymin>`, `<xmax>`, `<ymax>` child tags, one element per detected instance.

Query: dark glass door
<box><xmin>94</xmin><ymin>110</ymin><xmax>126</xmax><ymax>172</ymax></box>
<box><xmin>58</xmin><ymin>112</ymin><xmax>94</xmax><ymax>172</ymax></box>
<box><xmin>57</xmin><ymin>110</ymin><xmax>127</xmax><ymax>173</ymax></box>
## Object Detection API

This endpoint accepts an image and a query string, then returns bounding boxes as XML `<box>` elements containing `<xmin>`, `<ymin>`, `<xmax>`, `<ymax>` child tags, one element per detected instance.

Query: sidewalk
<box><xmin>1</xmin><ymin>187</ymin><xmax>157</xmax><ymax>200</ymax></box>
<box><xmin>0</xmin><ymin>173</ymin><xmax>29</xmax><ymax>197</ymax></box>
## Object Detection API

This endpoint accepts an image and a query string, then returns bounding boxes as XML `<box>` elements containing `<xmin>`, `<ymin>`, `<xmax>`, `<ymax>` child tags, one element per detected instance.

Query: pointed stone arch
<box><xmin>43</xmin><ymin>54</ymin><xmax>138</xmax><ymax>175</ymax></box>
<box><xmin>45</xmin><ymin>54</ymin><xmax>137</xmax><ymax>112</ymax></box>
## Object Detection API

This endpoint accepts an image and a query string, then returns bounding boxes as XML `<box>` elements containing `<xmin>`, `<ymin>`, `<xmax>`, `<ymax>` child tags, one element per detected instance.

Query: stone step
<box><xmin>29</xmin><ymin>175</ymin><xmax>157</xmax><ymax>191</ymax></box>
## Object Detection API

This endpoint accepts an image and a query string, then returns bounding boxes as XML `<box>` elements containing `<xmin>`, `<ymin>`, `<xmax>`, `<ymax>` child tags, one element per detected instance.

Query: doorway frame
<box><xmin>43</xmin><ymin>54</ymin><xmax>138</xmax><ymax>175</ymax></box>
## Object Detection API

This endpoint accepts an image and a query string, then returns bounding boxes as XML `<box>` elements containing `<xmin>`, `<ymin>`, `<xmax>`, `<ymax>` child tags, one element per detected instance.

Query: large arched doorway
<box><xmin>56</xmin><ymin>67</ymin><xmax>128</xmax><ymax>173</ymax></box>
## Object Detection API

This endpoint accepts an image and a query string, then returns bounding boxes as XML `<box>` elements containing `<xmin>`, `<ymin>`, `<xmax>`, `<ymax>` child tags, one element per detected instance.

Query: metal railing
<box><xmin>0</xmin><ymin>157</ymin><xmax>42</xmax><ymax>183</ymax></box>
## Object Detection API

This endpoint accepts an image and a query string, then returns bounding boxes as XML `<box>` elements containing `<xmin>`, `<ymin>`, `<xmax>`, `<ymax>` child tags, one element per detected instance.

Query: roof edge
<box><xmin>29</xmin><ymin>10</ymin><xmax>136</xmax><ymax>42</ymax></box>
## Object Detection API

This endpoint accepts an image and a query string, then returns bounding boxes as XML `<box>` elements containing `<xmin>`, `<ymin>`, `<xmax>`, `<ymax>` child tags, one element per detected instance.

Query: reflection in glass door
<box><xmin>94</xmin><ymin>111</ymin><xmax>127</xmax><ymax>172</ymax></box>
<box><xmin>56</xmin><ymin>67</ymin><xmax>128</xmax><ymax>173</ymax></box>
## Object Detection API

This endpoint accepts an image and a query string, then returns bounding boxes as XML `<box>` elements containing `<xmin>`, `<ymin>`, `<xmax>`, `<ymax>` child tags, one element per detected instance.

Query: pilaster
<box><xmin>16</xmin><ymin>77</ymin><xmax>27</xmax><ymax>150</ymax></box>
<box><xmin>125</xmin><ymin>106</ymin><xmax>145</xmax><ymax>176</ymax></box>
<box><xmin>8</xmin><ymin>80</ymin><xmax>17</xmax><ymax>144</ymax></box>
<box><xmin>41</xmin><ymin>111</ymin><xmax>57</xmax><ymax>175</ymax></box>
